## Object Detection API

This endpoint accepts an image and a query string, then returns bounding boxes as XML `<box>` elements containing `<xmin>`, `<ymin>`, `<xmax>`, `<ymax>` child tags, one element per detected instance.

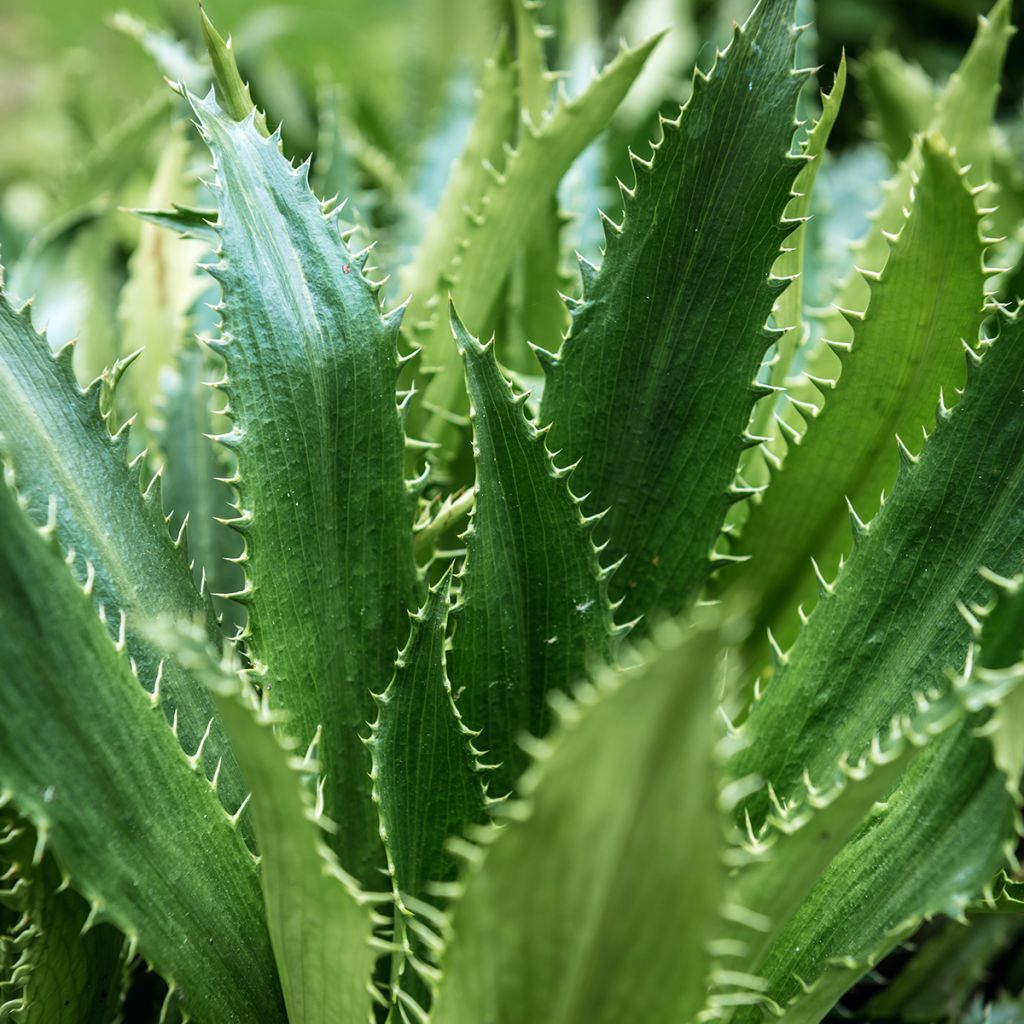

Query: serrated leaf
<box><xmin>735</xmin><ymin>135</ymin><xmax>988</xmax><ymax>647</ymax></box>
<box><xmin>0</xmin><ymin>472</ymin><xmax>283</xmax><ymax>1024</ymax></box>
<box><xmin>726</xmin><ymin>313</ymin><xmax>1024</xmax><ymax>1014</ymax></box>
<box><xmin>411</xmin><ymin>31</ymin><xmax>661</xmax><ymax>454</ymax></box>
<box><xmin>369</xmin><ymin>568</ymin><xmax>486</xmax><ymax>905</ymax></box>
<box><xmin>735</xmin><ymin>309</ymin><xmax>1024</xmax><ymax>822</ymax></box>
<box><xmin>0</xmin><ymin>820</ymin><xmax>127</xmax><ymax>1024</ymax></box>
<box><xmin>743</xmin><ymin>57</ymin><xmax>846</xmax><ymax>474</ymax></box>
<box><xmin>190</xmin><ymin>91</ymin><xmax>418</xmax><ymax>884</ymax></box>
<box><xmin>538</xmin><ymin>0</ymin><xmax>805</xmax><ymax>627</ymax></box>
<box><xmin>0</xmin><ymin>286</ymin><xmax>249</xmax><ymax>827</ymax></box>
<box><xmin>447</xmin><ymin>310</ymin><xmax>614</xmax><ymax>795</ymax></box>
<box><xmin>130</xmin><ymin>204</ymin><xmax>220</xmax><ymax>245</ymax></box>
<box><xmin>157</xmin><ymin>341</ymin><xmax>245</xmax><ymax>636</ymax></box>
<box><xmin>164</xmin><ymin>623</ymin><xmax>377</xmax><ymax>1024</ymax></box>
<box><xmin>978</xmin><ymin>571</ymin><xmax>1024</xmax><ymax>790</ymax></box>
<box><xmin>864</xmin><ymin>915</ymin><xmax>1021</xmax><ymax>1022</ymax></box>
<box><xmin>431</xmin><ymin>615</ymin><xmax>726</xmax><ymax>1024</ymax></box>
<box><xmin>732</xmin><ymin>723</ymin><xmax>1015</xmax><ymax>1021</ymax></box>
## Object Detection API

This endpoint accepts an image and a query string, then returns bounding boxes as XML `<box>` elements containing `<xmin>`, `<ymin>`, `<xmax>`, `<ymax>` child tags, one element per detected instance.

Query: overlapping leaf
<box><xmin>0</xmin><ymin>470</ymin><xmax>283</xmax><ymax>1024</ymax></box>
<box><xmin>190</xmin><ymin>91</ymin><xmax>419</xmax><ymax>885</ymax></box>
<box><xmin>447</xmin><ymin>311</ymin><xmax>616</xmax><ymax>795</ymax></box>
<box><xmin>431</xmin><ymin>615</ymin><xmax>726</xmax><ymax>1024</ymax></box>
<box><xmin>736</xmin><ymin>136</ymin><xmax>989</xmax><ymax>646</ymax></box>
<box><xmin>0</xmin><ymin>287</ymin><xmax>247</xmax><ymax>823</ymax></box>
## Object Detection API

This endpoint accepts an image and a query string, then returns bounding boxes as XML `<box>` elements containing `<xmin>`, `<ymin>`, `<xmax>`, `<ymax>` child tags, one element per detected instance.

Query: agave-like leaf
<box><xmin>0</xmin><ymin>288</ymin><xmax>249</xmax><ymax>825</ymax></box>
<box><xmin>725</xmin><ymin>313</ymin><xmax>1024</xmax><ymax>1016</ymax></box>
<box><xmin>410</xmin><ymin>31</ymin><xmax>661</xmax><ymax>453</ymax></box>
<box><xmin>0</xmin><ymin>470</ymin><xmax>283</xmax><ymax>1024</ymax></box>
<box><xmin>447</xmin><ymin>309</ymin><xmax>617</xmax><ymax>796</ymax></box>
<box><xmin>163</xmin><ymin>622</ymin><xmax>378</xmax><ymax>1024</ymax></box>
<box><xmin>538</xmin><ymin>0</ymin><xmax>805</xmax><ymax>628</ymax></box>
<box><xmin>735</xmin><ymin>310</ymin><xmax>1024</xmax><ymax>816</ymax></box>
<box><xmin>0</xmin><ymin>818</ymin><xmax>127</xmax><ymax>1024</ymax></box>
<box><xmin>190</xmin><ymin>90</ymin><xmax>420</xmax><ymax>885</ymax></box>
<box><xmin>431</xmin><ymin>613</ymin><xmax>727</xmax><ymax>1024</ymax></box>
<box><xmin>736</xmin><ymin>135</ymin><xmax>989</xmax><ymax>647</ymax></box>
<box><xmin>369</xmin><ymin>567</ymin><xmax>487</xmax><ymax>907</ymax></box>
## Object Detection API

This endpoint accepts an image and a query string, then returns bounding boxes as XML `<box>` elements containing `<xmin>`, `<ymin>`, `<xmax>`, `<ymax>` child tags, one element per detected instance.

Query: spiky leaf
<box><xmin>0</xmin><ymin>288</ymin><xmax>248</xmax><ymax>824</ymax></box>
<box><xmin>431</xmin><ymin>615</ymin><xmax>726</xmax><ymax>1024</ymax></box>
<box><xmin>165</xmin><ymin>623</ymin><xmax>377</xmax><ymax>1024</ymax></box>
<box><xmin>539</xmin><ymin>0</ymin><xmax>805</xmax><ymax>627</ymax></box>
<box><xmin>736</xmin><ymin>135</ymin><xmax>988</xmax><ymax>646</ymax></box>
<box><xmin>447</xmin><ymin>310</ymin><xmax>615</xmax><ymax>795</ymax></box>
<box><xmin>411</xmin><ymin>32</ymin><xmax>661</xmax><ymax>452</ymax></box>
<box><xmin>191</xmin><ymin>91</ymin><xmax>419</xmax><ymax>884</ymax></box>
<box><xmin>369</xmin><ymin>569</ymin><xmax>486</xmax><ymax>904</ymax></box>
<box><xmin>0</xmin><ymin>471</ymin><xmax>283</xmax><ymax>1024</ymax></box>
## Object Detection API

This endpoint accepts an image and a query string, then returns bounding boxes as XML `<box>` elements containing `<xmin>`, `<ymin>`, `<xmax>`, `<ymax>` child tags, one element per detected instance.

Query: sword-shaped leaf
<box><xmin>447</xmin><ymin>310</ymin><xmax>616</xmax><ymax>796</ymax></box>
<box><xmin>368</xmin><ymin>568</ymin><xmax>487</xmax><ymax>906</ymax></box>
<box><xmin>411</xmin><ymin>33</ymin><xmax>661</xmax><ymax>452</ymax></box>
<box><xmin>538</xmin><ymin>0</ymin><xmax>806</xmax><ymax>627</ymax></box>
<box><xmin>164</xmin><ymin>623</ymin><xmax>378</xmax><ymax>1024</ymax></box>
<box><xmin>0</xmin><ymin>818</ymin><xmax>127</xmax><ymax>1024</ymax></box>
<box><xmin>734</xmin><ymin>310</ymin><xmax>1024</xmax><ymax>819</ymax></box>
<box><xmin>431</xmin><ymin>615</ymin><xmax>726</xmax><ymax>1024</ymax></box>
<box><xmin>0</xmin><ymin>470</ymin><xmax>283</xmax><ymax>1024</ymax></box>
<box><xmin>735</xmin><ymin>136</ymin><xmax>989</xmax><ymax>647</ymax></box>
<box><xmin>190</xmin><ymin>91</ymin><xmax>419</xmax><ymax>885</ymax></box>
<box><xmin>0</xmin><ymin>287</ymin><xmax>248</xmax><ymax>825</ymax></box>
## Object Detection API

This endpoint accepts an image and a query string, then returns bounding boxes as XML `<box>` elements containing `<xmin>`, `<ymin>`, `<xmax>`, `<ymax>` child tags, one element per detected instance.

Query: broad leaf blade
<box><xmin>167</xmin><ymin>625</ymin><xmax>378</xmax><ymax>1024</ymax></box>
<box><xmin>431</xmin><ymin>616</ymin><xmax>726</xmax><ymax>1024</ymax></box>
<box><xmin>190</xmin><ymin>91</ymin><xmax>419</xmax><ymax>884</ymax></box>
<box><xmin>539</xmin><ymin>1</ymin><xmax>805</xmax><ymax>627</ymax></box>
<box><xmin>0</xmin><ymin>472</ymin><xmax>283</xmax><ymax>1024</ymax></box>
<box><xmin>0</xmin><ymin>288</ymin><xmax>248</xmax><ymax>825</ymax></box>
<box><xmin>448</xmin><ymin>310</ymin><xmax>615</xmax><ymax>795</ymax></box>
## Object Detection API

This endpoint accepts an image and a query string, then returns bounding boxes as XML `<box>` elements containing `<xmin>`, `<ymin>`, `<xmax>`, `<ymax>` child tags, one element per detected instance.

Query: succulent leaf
<box><xmin>411</xmin><ymin>31</ymin><xmax>661</xmax><ymax>453</ymax></box>
<box><xmin>0</xmin><ymin>286</ymin><xmax>249</xmax><ymax>826</ymax></box>
<box><xmin>539</xmin><ymin>0</ymin><xmax>805</xmax><ymax>627</ymax></box>
<box><xmin>163</xmin><ymin>623</ymin><xmax>378</xmax><ymax>1024</ymax></box>
<box><xmin>0</xmin><ymin>470</ymin><xmax>283</xmax><ymax>1024</ymax></box>
<box><xmin>190</xmin><ymin>90</ymin><xmax>419</xmax><ymax>885</ymax></box>
<box><xmin>368</xmin><ymin>568</ymin><xmax>487</xmax><ymax>905</ymax></box>
<box><xmin>447</xmin><ymin>309</ymin><xmax>615</xmax><ymax>795</ymax></box>
<box><xmin>736</xmin><ymin>135</ymin><xmax>989</xmax><ymax>648</ymax></box>
<box><xmin>431</xmin><ymin>615</ymin><xmax>726</xmax><ymax>1024</ymax></box>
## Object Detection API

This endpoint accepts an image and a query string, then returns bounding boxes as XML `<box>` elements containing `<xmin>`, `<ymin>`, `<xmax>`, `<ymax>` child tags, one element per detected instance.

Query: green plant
<box><xmin>3</xmin><ymin>0</ymin><xmax>1024</xmax><ymax>1021</ymax></box>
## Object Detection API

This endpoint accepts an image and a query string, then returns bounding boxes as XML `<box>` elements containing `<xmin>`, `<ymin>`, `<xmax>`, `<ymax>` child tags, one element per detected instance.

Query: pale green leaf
<box><xmin>431</xmin><ymin>615</ymin><xmax>726</xmax><ymax>1024</ymax></box>
<box><xmin>165</xmin><ymin>623</ymin><xmax>378</xmax><ymax>1024</ymax></box>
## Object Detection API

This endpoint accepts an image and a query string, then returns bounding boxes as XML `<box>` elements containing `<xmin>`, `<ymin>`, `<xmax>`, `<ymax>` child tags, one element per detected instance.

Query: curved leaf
<box><xmin>0</xmin><ymin>470</ymin><xmax>283</xmax><ymax>1024</ymax></box>
<box><xmin>190</xmin><ymin>91</ymin><xmax>419</xmax><ymax>885</ymax></box>
<box><xmin>538</xmin><ymin>0</ymin><xmax>805</xmax><ymax>627</ymax></box>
